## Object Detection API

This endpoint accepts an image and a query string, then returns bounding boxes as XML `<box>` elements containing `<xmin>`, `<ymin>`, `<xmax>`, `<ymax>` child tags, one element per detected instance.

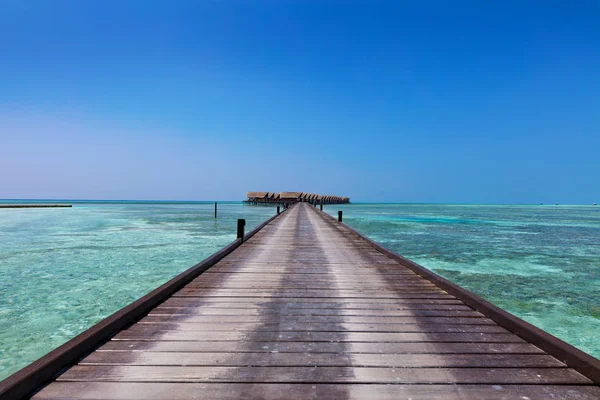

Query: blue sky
<box><xmin>1</xmin><ymin>1</ymin><xmax>599</xmax><ymax>203</ymax></box>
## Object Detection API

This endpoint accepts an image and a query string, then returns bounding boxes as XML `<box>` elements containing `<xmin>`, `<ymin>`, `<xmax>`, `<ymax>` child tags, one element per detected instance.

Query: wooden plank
<box><xmin>239</xmin><ymin>244</ymin><xmax>375</xmax><ymax>249</ymax></box>
<box><xmin>133</xmin><ymin>321</ymin><xmax>508</xmax><ymax>333</ymax></box>
<box><xmin>146</xmin><ymin>314</ymin><xmax>494</xmax><ymax>325</ymax></box>
<box><xmin>56</xmin><ymin>365</ymin><xmax>591</xmax><ymax>384</ymax></box>
<box><xmin>32</xmin><ymin>382</ymin><xmax>600</xmax><ymax>400</ymax></box>
<box><xmin>173</xmin><ymin>291</ymin><xmax>452</xmax><ymax>299</ymax></box>
<box><xmin>176</xmin><ymin>287</ymin><xmax>447</xmax><ymax>294</ymax></box>
<box><xmin>212</xmin><ymin>260</ymin><xmax>413</xmax><ymax>266</ymax></box>
<box><xmin>114</xmin><ymin>330</ymin><xmax>525</xmax><ymax>343</ymax></box>
<box><xmin>192</xmin><ymin>274</ymin><xmax>430</xmax><ymax>282</ymax></box>
<box><xmin>80</xmin><ymin>352</ymin><xmax>564</xmax><ymax>368</ymax></box>
<box><xmin>158</xmin><ymin>297</ymin><xmax>464</xmax><ymax>306</ymax></box>
<box><xmin>185</xmin><ymin>285</ymin><xmax>441</xmax><ymax>291</ymax></box>
<box><xmin>185</xmin><ymin>283</ymin><xmax>440</xmax><ymax>289</ymax></box>
<box><xmin>209</xmin><ymin>259</ymin><xmax>408</xmax><ymax>265</ymax></box>
<box><xmin>210</xmin><ymin>261</ymin><xmax>411</xmax><ymax>267</ymax></box>
<box><xmin>193</xmin><ymin>278</ymin><xmax>432</xmax><ymax>285</ymax></box>
<box><xmin>219</xmin><ymin>256</ymin><xmax>396</xmax><ymax>263</ymax></box>
<box><xmin>152</xmin><ymin>304</ymin><xmax>475</xmax><ymax>313</ymax></box>
<box><xmin>147</xmin><ymin>310</ymin><xmax>486</xmax><ymax>318</ymax></box>
<box><xmin>206</xmin><ymin>269</ymin><xmax>418</xmax><ymax>275</ymax></box>
<box><xmin>154</xmin><ymin>301</ymin><xmax>471</xmax><ymax>309</ymax></box>
<box><xmin>191</xmin><ymin>282</ymin><xmax>434</xmax><ymax>288</ymax></box>
<box><xmin>150</xmin><ymin>309</ymin><xmax>478</xmax><ymax>317</ymax></box>
<box><xmin>196</xmin><ymin>278</ymin><xmax>429</xmax><ymax>284</ymax></box>
<box><xmin>195</xmin><ymin>273</ymin><xmax>425</xmax><ymax>278</ymax></box>
<box><xmin>201</xmin><ymin>271</ymin><xmax>421</xmax><ymax>278</ymax></box>
<box><xmin>98</xmin><ymin>340</ymin><xmax>546</xmax><ymax>354</ymax></box>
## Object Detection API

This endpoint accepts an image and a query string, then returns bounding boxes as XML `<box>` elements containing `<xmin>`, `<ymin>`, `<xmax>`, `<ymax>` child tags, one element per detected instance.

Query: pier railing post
<box><xmin>277</xmin><ymin>206</ymin><xmax>280</xmax><ymax>214</ymax></box>
<box><xmin>214</xmin><ymin>202</ymin><xmax>217</xmax><ymax>218</ymax></box>
<box><xmin>237</xmin><ymin>219</ymin><xmax>246</xmax><ymax>242</ymax></box>
<box><xmin>338</xmin><ymin>211</ymin><xmax>343</xmax><ymax>222</ymax></box>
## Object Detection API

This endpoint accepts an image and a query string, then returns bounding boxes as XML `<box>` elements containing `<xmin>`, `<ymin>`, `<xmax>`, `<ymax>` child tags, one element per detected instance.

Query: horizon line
<box><xmin>1</xmin><ymin>198</ymin><xmax>597</xmax><ymax>206</ymax></box>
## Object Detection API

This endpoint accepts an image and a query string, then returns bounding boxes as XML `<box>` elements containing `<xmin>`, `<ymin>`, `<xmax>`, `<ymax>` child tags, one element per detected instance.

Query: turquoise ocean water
<box><xmin>1</xmin><ymin>201</ymin><xmax>599</xmax><ymax>380</ymax></box>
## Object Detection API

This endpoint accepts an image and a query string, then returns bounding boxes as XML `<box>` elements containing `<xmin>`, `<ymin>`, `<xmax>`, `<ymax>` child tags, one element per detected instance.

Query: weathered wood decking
<box><xmin>19</xmin><ymin>204</ymin><xmax>600</xmax><ymax>398</ymax></box>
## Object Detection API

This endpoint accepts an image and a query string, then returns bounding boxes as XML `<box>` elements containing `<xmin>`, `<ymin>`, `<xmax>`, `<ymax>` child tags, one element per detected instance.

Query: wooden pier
<box><xmin>245</xmin><ymin>192</ymin><xmax>350</xmax><ymax>205</ymax></box>
<box><xmin>2</xmin><ymin>203</ymin><xmax>600</xmax><ymax>399</ymax></box>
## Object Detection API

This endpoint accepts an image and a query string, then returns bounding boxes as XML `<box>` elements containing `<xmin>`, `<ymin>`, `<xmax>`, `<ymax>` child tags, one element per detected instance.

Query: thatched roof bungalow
<box><xmin>246</xmin><ymin>192</ymin><xmax>269</xmax><ymax>200</ymax></box>
<box><xmin>245</xmin><ymin>191</ymin><xmax>349</xmax><ymax>204</ymax></box>
<box><xmin>279</xmin><ymin>192</ymin><xmax>303</xmax><ymax>201</ymax></box>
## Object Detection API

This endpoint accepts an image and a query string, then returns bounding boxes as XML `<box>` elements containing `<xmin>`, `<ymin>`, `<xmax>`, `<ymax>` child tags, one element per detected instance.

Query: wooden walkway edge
<box><xmin>2</xmin><ymin>203</ymin><xmax>600</xmax><ymax>399</ymax></box>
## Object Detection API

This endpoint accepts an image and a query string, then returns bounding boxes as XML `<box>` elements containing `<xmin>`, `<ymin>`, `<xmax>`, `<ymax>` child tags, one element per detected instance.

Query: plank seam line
<box><xmin>75</xmin><ymin>364</ymin><xmax>572</xmax><ymax>369</ymax></box>
<box><xmin>52</xmin><ymin>380</ymin><xmax>597</xmax><ymax>386</ymax></box>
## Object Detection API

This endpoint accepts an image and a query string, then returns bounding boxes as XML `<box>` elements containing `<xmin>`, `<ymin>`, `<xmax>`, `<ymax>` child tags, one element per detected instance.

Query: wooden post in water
<box><xmin>277</xmin><ymin>206</ymin><xmax>280</xmax><ymax>214</ymax></box>
<box><xmin>320</xmin><ymin>202</ymin><xmax>323</xmax><ymax>211</ymax></box>
<box><xmin>214</xmin><ymin>202</ymin><xmax>217</xmax><ymax>218</ymax></box>
<box><xmin>237</xmin><ymin>219</ymin><xmax>246</xmax><ymax>242</ymax></box>
<box><xmin>338</xmin><ymin>210</ymin><xmax>343</xmax><ymax>222</ymax></box>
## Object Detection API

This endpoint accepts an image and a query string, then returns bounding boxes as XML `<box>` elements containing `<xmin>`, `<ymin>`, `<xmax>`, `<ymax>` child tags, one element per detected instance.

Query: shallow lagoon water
<box><xmin>1</xmin><ymin>201</ymin><xmax>599</xmax><ymax>380</ymax></box>
<box><xmin>326</xmin><ymin>203</ymin><xmax>600</xmax><ymax>358</ymax></box>
<box><xmin>0</xmin><ymin>201</ymin><xmax>276</xmax><ymax>380</ymax></box>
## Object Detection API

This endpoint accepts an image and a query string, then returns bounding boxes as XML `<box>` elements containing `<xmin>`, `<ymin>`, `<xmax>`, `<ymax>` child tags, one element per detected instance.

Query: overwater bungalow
<box><xmin>245</xmin><ymin>192</ymin><xmax>270</xmax><ymax>204</ymax></box>
<box><xmin>245</xmin><ymin>192</ymin><xmax>350</xmax><ymax>205</ymax></box>
<box><xmin>279</xmin><ymin>192</ymin><xmax>303</xmax><ymax>203</ymax></box>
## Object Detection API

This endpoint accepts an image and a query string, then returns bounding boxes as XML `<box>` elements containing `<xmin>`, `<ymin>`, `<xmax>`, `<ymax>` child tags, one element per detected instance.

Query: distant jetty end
<box><xmin>245</xmin><ymin>192</ymin><xmax>350</xmax><ymax>205</ymax></box>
